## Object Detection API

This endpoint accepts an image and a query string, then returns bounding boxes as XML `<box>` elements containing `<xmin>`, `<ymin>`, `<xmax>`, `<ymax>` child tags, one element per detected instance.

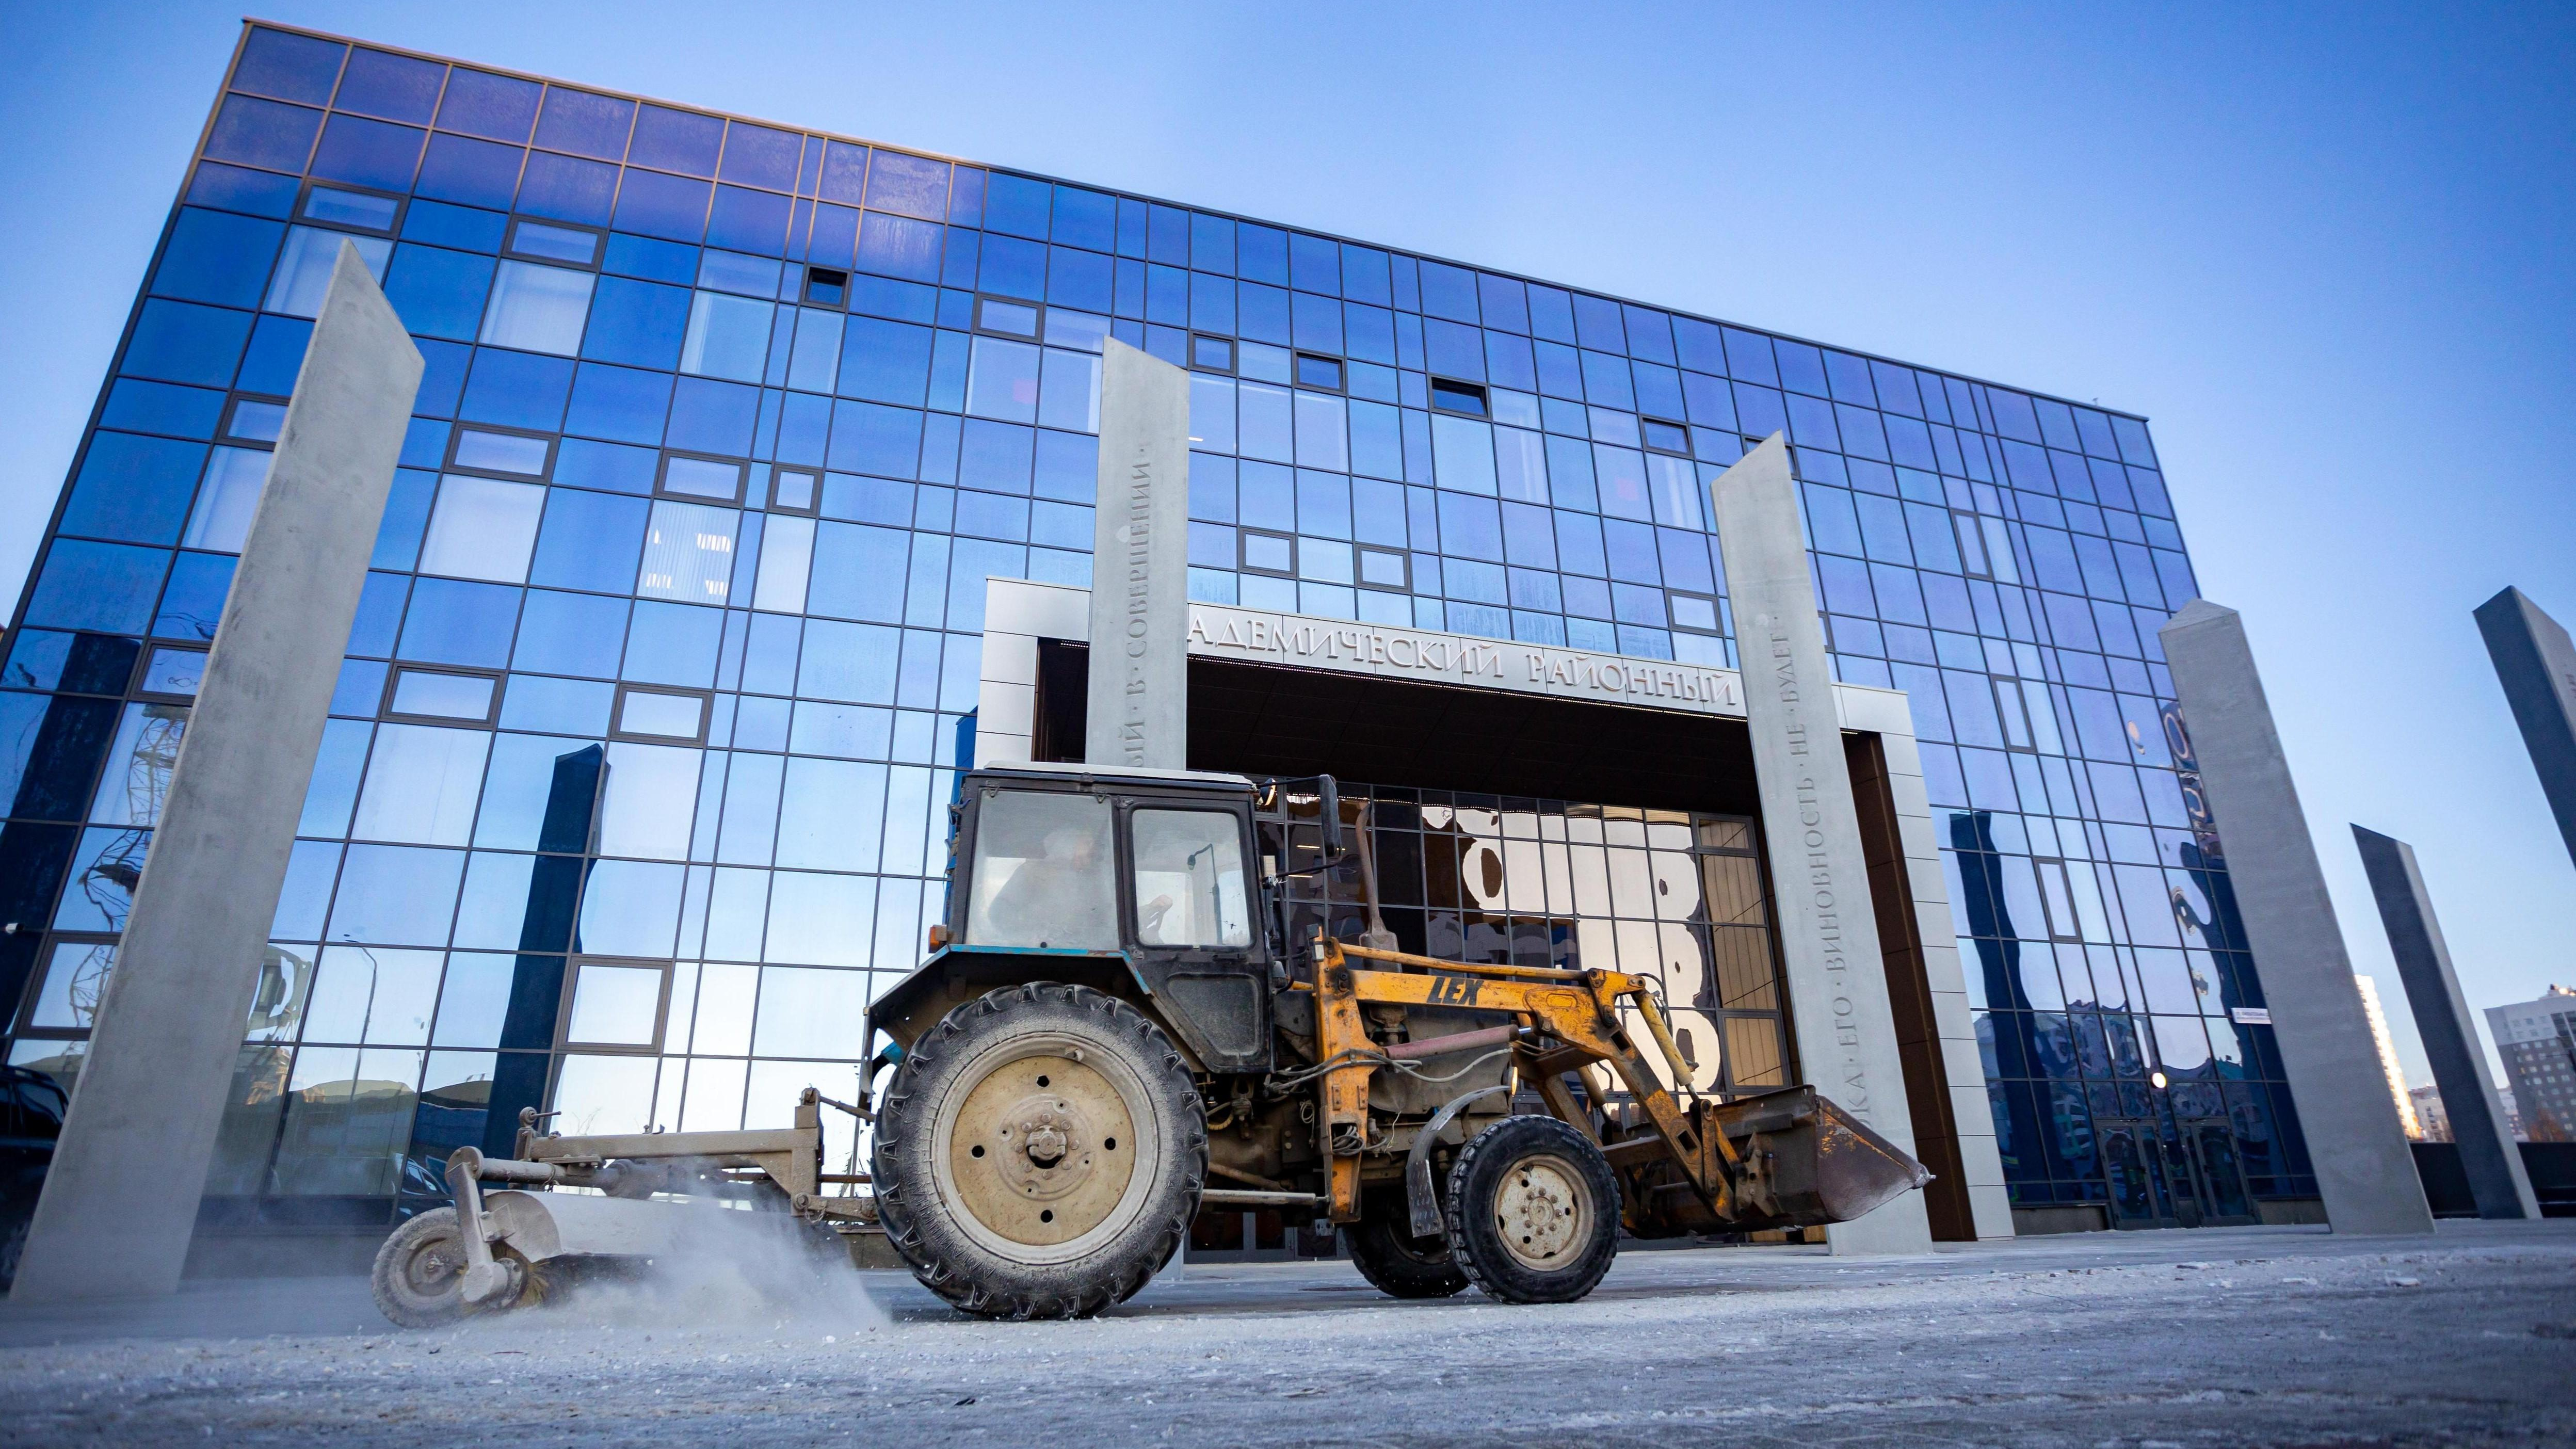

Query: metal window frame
<box><xmin>1187</xmin><ymin>333</ymin><xmax>1236</xmax><ymax>374</ymax></box>
<box><xmin>654</xmin><ymin>449</ymin><xmax>748</xmax><ymax>505</ymax></box>
<box><xmin>1638</xmin><ymin>415</ymin><xmax>1692</xmax><ymax>458</ymax></box>
<box><xmin>444</xmin><ymin>422</ymin><xmax>559</xmax><ymax>480</ymax></box>
<box><xmin>553</xmin><ymin>956</ymin><xmax>676</xmax><ymax>1055</ymax></box>
<box><xmin>1292</xmin><ymin>351</ymin><xmax>1346</xmax><ymax>394</ymax></box>
<box><xmin>128</xmin><ymin>643</ymin><xmax>210</xmax><ymax>704</ymax></box>
<box><xmin>218</xmin><ymin>393</ymin><xmax>291</xmax><ymax>445</ymax></box>
<box><xmin>608</xmin><ymin>682</ymin><xmax>715</xmax><ymax>745</ymax></box>
<box><xmin>1991</xmin><ymin>674</ymin><xmax>2039</xmax><ymax>753</ymax></box>
<box><xmin>293</xmin><ymin>178</ymin><xmax>408</xmax><ymax>235</ymax></box>
<box><xmin>504</xmin><ymin>216</ymin><xmax>608</xmax><ymax>271</ymax></box>
<box><xmin>768</xmin><ymin>465</ymin><xmax>823</xmax><ymax>517</ymax></box>
<box><xmin>11</xmin><ymin>932</ymin><xmax>121</xmax><ymax>1040</ymax></box>
<box><xmin>1238</xmin><ymin>527</ymin><xmax>1298</xmax><ymax>578</ymax></box>
<box><xmin>1665</xmin><ymin>589</ymin><xmax>1724</xmax><ymax>636</ymax></box>
<box><xmin>973</xmin><ymin>293</ymin><xmax>1045</xmax><ymax>341</ymax></box>
<box><xmin>1428</xmin><ymin>376</ymin><xmax>1489</xmax><ymax>418</ymax></box>
<box><xmin>379</xmin><ymin>664</ymin><xmax>506</xmax><ymax>728</ymax></box>
<box><xmin>801</xmin><ymin>264</ymin><xmax>851</xmax><ymax>307</ymax></box>
<box><xmin>1954</xmin><ymin>508</ymin><xmax>1994</xmax><ymax>579</ymax></box>
<box><xmin>1354</xmin><ymin>545</ymin><xmax>1410</xmax><ymax>593</ymax></box>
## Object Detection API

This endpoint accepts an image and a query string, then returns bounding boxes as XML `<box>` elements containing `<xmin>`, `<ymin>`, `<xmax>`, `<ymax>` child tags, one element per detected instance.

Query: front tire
<box><xmin>1444</xmin><ymin>1116</ymin><xmax>1620</xmax><ymax>1304</ymax></box>
<box><xmin>873</xmin><ymin>983</ymin><xmax>1205</xmax><ymax>1319</ymax></box>
<box><xmin>1344</xmin><ymin>1189</ymin><xmax>1468</xmax><ymax>1299</ymax></box>
<box><xmin>372</xmin><ymin>1209</ymin><xmax>471</xmax><ymax>1328</ymax></box>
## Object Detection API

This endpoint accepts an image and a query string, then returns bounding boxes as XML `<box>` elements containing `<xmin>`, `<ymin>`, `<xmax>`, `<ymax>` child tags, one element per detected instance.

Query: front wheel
<box><xmin>873</xmin><ymin>983</ymin><xmax>1205</xmax><ymax>1319</ymax></box>
<box><xmin>1444</xmin><ymin>1116</ymin><xmax>1620</xmax><ymax>1304</ymax></box>
<box><xmin>372</xmin><ymin>1209</ymin><xmax>472</xmax><ymax>1328</ymax></box>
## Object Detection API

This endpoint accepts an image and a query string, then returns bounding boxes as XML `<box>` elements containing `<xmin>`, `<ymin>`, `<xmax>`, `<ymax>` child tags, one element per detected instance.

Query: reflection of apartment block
<box><xmin>2354</xmin><ymin>976</ymin><xmax>2421</xmax><ymax>1140</ymax></box>
<box><xmin>2485</xmin><ymin>987</ymin><xmax>2576</xmax><ymax>1142</ymax></box>
<box><xmin>2408</xmin><ymin>1084</ymin><xmax>2449</xmax><ymax>1142</ymax></box>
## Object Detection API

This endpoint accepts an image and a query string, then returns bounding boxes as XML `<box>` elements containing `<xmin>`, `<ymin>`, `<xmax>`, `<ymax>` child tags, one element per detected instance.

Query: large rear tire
<box><xmin>1444</xmin><ymin>1116</ymin><xmax>1620</xmax><ymax>1304</ymax></box>
<box><xmin>873</xmin><ymin>983</ymin><xmax>1205</xmax><ymax>1319</ymax></box>
<box><xmin>1344</xmin><ymin>1189</ymin><xmax>1468</xmax><ymax>1299</ymax></box>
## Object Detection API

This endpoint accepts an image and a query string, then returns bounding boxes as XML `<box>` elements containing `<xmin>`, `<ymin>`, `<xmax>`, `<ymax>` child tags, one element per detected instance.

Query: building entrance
<box><xmin>2098</xmin><ymin>1110</ymin><xmax>2256</xmax><ymax>1230</ymax></box>
<box><xmin>1018</xmin><ymin>631</ymin><xmax>1989</xmax><ymax>1239</ymax></box>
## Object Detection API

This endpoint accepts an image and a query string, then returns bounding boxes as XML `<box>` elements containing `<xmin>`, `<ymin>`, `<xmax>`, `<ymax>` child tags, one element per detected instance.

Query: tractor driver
<box><xmin>983</xmin><ymin>826</ymin><xmax>1130</xmax><ymax>948</ymax></box>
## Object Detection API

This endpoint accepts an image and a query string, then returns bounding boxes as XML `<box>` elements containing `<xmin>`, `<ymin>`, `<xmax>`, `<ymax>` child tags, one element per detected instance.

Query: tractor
<box><xmin>372</xmin><ymin>761</ymin><xmax>1926</xmax><ymax>1326</ymax></box>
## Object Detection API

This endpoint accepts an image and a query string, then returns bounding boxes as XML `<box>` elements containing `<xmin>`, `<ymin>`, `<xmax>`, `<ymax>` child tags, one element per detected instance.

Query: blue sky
<box><xmin>4</xmin><ymin>3</ymin><xmax>2571</xmax><ymax>1086</ymax></box>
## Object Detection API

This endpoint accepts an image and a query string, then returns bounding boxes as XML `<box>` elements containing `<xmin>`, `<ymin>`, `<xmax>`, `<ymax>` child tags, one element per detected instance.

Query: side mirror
<box><xmin>1316</xmin><ymin>775</ymin><xmax>1346</xmax><ymax>862</ymax></box>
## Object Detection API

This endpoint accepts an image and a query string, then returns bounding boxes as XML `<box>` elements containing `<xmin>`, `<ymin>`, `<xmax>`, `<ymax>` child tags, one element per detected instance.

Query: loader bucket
<box><xmin>1705</xmin><ymin>1085</ymin><xmax>1933</xmax><ymax>1230</ymax></box>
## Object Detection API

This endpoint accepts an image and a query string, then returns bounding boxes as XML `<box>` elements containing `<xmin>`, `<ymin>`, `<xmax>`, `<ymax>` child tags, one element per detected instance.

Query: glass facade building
<box><xmin>0</xmin><ymin>23</ymin><xmax>2316</xmax><ymax>1241</ymax></box>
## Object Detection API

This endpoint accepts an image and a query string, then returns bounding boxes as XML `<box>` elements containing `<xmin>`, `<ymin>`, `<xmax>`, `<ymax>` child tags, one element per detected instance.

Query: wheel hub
<box><xmin>403</xmin><ymin>1239</ymin><xmax>460</xmax><ymax>1294</ymax></box>
<box><xmin>947</xmin><ymin>1050</ymin><xmax>1140</xmax><ymax>1247</ymax></box>
<box><xmin>1494</xmin><ymin>1155</ymin><xmax>1589</xmax><ymax>1270</ymax></box>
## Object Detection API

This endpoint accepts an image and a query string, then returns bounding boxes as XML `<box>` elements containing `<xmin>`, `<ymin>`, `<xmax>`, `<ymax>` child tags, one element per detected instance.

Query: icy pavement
<box><xmin>1</xmin><ymin>1219</ymin><xmax>2570</xmax><ymax>1446</ymax></box>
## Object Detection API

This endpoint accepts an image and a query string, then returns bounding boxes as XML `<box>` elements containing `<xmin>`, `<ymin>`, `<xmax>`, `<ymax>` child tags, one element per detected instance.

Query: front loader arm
<box><xmin>1301</xmin><ymin>940</ymin><xmax>1738</xmax><ymax>1226</ymax></box>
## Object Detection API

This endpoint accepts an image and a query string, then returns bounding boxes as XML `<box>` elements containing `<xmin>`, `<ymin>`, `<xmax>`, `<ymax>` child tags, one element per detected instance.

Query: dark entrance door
<box><xmin>2180</xmin><ymin>1119</ymin><xmax>2256</xmax><ymax>1225</ymax></box>
<box><xmin>2098</xmin><ymin>1120</ymin><xmax>2176</xmax><ymax>1228</ymax></box>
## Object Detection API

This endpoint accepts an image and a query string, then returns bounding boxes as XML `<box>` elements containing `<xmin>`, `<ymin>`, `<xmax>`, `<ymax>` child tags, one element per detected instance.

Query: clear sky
<box><xmin>4</xmin><ymin>3</ymin><xmax>2571</xmax><ymax>1088</ymax></box>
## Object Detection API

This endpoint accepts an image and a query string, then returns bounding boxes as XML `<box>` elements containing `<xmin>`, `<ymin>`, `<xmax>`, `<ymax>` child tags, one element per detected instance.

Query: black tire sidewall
<box><xmin>1344</xmin><ymin>1194</ymin><xmax>1469</xmax><ymax>1299</ymax></box>
<box><xmin>873</xmin><ymin>982</ymin><xmax>1204</xmax><ymax>1319</ymax></box>
<box><xmin>1444</xmin><ymin>1116</ymin><xmax>1620</xmax><ymax>1305</ymax></box>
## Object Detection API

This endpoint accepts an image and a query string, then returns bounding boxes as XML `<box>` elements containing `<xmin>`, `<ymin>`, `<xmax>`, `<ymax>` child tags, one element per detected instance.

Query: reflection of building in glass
<box><xmin>2486</xmin><ymin>987</ymin><xmax>2576</xmax><ymax>1142</ymax></box>
<box><xmin>2353</xmin><ymin>975</ymin><xmax>2421</xmax><ymax>1139</ymax></box>
<box><xmin>0</xmin><ymin>22</ymin><xmax>2312</xmax><ymax>1242</ymax></box>
<box><xmin>2408</xmin><ymin>1084</ymin><xmax>2449</xmax><ymax>1142</ymax></box>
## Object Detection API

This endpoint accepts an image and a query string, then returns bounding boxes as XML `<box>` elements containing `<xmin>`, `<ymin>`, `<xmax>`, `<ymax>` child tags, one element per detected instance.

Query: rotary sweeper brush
<box><xmin>373</xmin><ymin>764</ymin><xmax>1929</xmax><ymax>1327</ymax></box>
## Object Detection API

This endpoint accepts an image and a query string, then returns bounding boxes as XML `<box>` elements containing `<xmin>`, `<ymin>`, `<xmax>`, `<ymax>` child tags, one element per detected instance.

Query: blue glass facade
<box><xmin>0</xmin><ymin>23</ymin><xmax>2315</xmax><ymax>1232</ymax></box>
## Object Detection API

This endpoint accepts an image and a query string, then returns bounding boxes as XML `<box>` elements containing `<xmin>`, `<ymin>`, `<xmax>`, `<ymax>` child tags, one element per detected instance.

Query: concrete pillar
<box><xmin>1709</xmin><ymin>433</ymin><xmax>1933</xmax><ymax>1254</ymax></box>
<box><xmin>2351</xmin><ymin>826</ymin><xmax>2539</xmax><ymax>1219</ymax></box>
<box><xmin>2157</xmin><ymin>601</ymin><xmax>2433</xmax><ymax>1235</ymax></box>
<box><xmin>12</xmin><ymin>244</ymin><xmax>422</xmax><ymax>1301</ymax></box>
<box><xmin>1085</xmin><ymin>337</ymin><xmax>1192</xmax><ymax>769</ymax></box>
<box><xmin>2474</xmin><ymin>587</ymin><xmax>2576</xmax><ymax>873</ymax></box>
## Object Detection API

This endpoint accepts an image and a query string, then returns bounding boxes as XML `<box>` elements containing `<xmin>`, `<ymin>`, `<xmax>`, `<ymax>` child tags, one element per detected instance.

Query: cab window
<box><xmin>964</xmin><ymin>790</ymin><xmax>1119</xmax><ymax>950</ymax></box>
<box><xmin>1130</xmin><ymin>810</ymin><xmax>1252</xmax><ymax>947</ymax></box>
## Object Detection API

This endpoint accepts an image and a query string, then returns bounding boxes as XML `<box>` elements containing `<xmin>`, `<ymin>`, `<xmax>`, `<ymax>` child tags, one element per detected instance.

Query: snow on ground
<box><xmin>1</xmin><ymin>1219</ymin><xmax>2570</xmax><ymax>1446</ymax></box>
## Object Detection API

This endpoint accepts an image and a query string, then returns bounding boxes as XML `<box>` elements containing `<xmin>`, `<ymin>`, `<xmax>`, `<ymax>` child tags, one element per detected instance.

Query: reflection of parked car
<box><xmin>0</xmin><ymin>1066</ymin><xmax>68</xmax><ymax>1290</ymax></box>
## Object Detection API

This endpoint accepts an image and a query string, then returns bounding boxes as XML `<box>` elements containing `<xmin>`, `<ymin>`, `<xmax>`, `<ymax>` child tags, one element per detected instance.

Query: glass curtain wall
<box><xmin>0</xmin><ymin>23</ymin><xmax>2313</xmax><ymax>1229</ymax></box>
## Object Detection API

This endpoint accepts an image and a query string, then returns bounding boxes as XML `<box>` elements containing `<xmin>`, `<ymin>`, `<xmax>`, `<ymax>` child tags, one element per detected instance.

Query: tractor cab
<box><xmin>866</xmin><ymin>762</ymin><xmax>1304</xmax><ymax>1073</ymax></box>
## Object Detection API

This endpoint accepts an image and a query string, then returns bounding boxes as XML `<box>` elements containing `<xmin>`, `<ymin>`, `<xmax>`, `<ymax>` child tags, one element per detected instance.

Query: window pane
<box><xmin>750</xmin><ymin>965</ymin><xmax>870</xmax><ymax>1058</ymax></box>
<box><xmin>636</xmin><ymin>500</ymin><xmax>737</xmax><ymax>603</ymax></box>
<box><xmin>596</xmin><ymin>741</ymin><xmax>700</xmax><ymax>860</ymax></box>
<box><xmin>479</xmin><ymin>260</ymin><xmax>594</xmax><ymax>355</ymax></box>
<box><xmin>352</xmin><ymin>723</ymin><xmax>491</xmax><ymax>845</ymax></box>
<box><xmin>617</xmin><ymin>688</ymin><xmax>704</xmax><ymax>738</ymax></box>
<box><xmin>88</xmin><ymin>702</ymin><xmax>188</xmax><ymax>828</ymax></box>
<box><xmin>26</xmin><ymin>941</ymin><xmax>116</xmax><ymax>1031</ymax></box>
<box><xmin>452</xmin><ymin>429</ymin><xmax>549</xmax><ymax>475</ymax></box>
<box><xmin>567</xmin><ymin>961</ymin><xmax>664</xmax><ymax>1045</ymax></box>
<box><xmin>140</xmin><ymin>646</ymin><xmax>206</xmax><ymax>696</ymax></box>
<box><xmin>964</xmin><ymin>336</ymin><xmax>1041</xmax><ymax>422</ymax></box>
<box><xmin>389</xmin><ymin>668</ymin><xmax>494</xmax><ymax>719</ymax></box>
<box><xmin>511</xmin><ymin>220</ymin><xmax>599</xmax><ymax>263</ymax></box>
<box><xmin>263</xmin><ymin>227</ymin><xmax>392</xmax><ymax>317</ymax></box>
<box><xmin>302</xmin><ymin>944</ymin><xmax>443</xmax><ymax>1044</ymax></box>
<box><xmin>182</xmin><ymin>446</ymin><xmax>272</xmax><ymax>553</ymax></box>
<box><xmin>680</xmin><ymin>290</ymin><xmax>773</xmax><ymax>381</ymax></box>
<box><xmin>1131</xmin><ymin>809</ymin><xmax>1250</xmax><ymax>947</ymax></box>
<box><xmin>964</xmin><ymin>789</ymin><xmax>1115</xmax><ymax>949</ymax></box>
<box><xmin>418</xmin><ymin>475</ymin><xmax>544</xmax><ymax>582</ymax></box>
